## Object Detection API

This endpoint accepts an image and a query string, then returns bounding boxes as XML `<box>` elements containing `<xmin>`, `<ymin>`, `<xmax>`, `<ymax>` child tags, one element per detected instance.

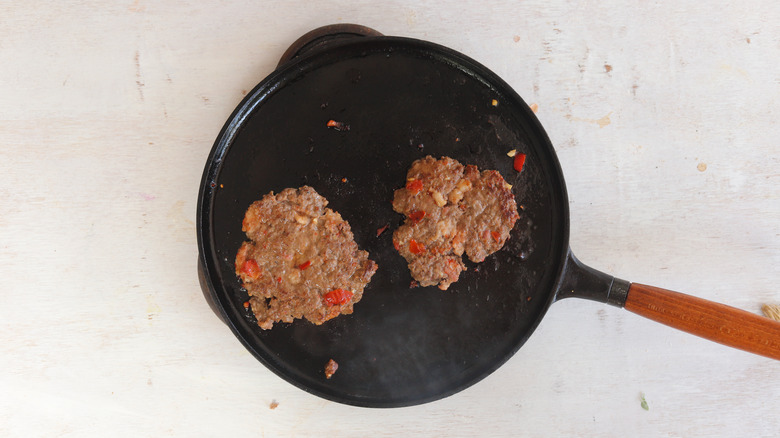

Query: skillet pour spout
<box><xmin>557</xmin><ymin>251</ymin><xmax>780</xmax><ymax>360</ymax></box>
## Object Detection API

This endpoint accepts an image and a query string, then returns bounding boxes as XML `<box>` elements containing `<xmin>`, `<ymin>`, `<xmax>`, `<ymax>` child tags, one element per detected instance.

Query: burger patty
<box><xmin>392</xmin><ymin>156</ymin><xmax>520</xmax><ymax>290</ymax></box>
<box><xmin>235</xmin><ymin>186</ymin><xmax>378</xmax><ymax>329</ymax></box>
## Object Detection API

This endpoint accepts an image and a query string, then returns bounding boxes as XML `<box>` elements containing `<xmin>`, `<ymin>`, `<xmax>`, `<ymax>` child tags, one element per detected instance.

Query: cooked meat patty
<box><xmin>235</xmin><ymin>186</ymin><xmax>378</xmax><ymax>329</ymax></box>
<box><xmin>392</xmin><ymin>156</ymin><xmax>519</xmax><ymax>290</ymax></box>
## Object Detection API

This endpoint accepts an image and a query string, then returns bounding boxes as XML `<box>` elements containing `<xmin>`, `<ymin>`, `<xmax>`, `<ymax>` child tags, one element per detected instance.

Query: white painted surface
<box><xmin>2</xmin><ymin>1</ymin><xmax>778</xmax><ymax>436</ymax></box>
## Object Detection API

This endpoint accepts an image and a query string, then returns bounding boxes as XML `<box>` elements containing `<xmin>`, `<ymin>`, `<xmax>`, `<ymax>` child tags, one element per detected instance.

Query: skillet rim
<box><xmin>196</xmin><ymin>34</ymin><xmax>572</xmax><ymax>407</ymax></box>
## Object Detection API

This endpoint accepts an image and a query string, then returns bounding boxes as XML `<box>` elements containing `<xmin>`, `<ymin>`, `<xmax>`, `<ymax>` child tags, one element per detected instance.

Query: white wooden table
<box><xmin>2</xmin><ymin>2</ymin><xmax>778</xmax><ymax>436</ymax></box>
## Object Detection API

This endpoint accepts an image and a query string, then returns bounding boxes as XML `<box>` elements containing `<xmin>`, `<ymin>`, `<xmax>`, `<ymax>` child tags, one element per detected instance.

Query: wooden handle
<box><xmin>624</xmin><ymin>283</ymin><xmax>780</xmax><ymax>360</ymax></box>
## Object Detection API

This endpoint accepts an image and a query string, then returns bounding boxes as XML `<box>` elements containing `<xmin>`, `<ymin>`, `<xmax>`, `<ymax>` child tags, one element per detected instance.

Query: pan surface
<box><xmin>197</xmin><ymin>36</ymin><xmax>570</xmax><ymax>407</ymax></box>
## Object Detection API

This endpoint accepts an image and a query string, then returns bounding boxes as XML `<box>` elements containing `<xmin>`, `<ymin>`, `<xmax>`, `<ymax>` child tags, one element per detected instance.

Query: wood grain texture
<box><xmin>625</xmin><ymin>284</ymin><xmax>780</xmax><ymax>360</ymax></box>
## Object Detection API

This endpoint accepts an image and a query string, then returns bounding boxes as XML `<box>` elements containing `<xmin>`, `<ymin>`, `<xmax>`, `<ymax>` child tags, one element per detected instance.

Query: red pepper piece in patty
<box><xmin>491</xmin><ymin>231</ymin><xmax>501</xmax><ymax>242</ymax></box>
<box><xmin>240</xmin><ymin>259</ymin><xmax>261</xmax><ymax>279</ymax></box>
<box><xmin>409</xmin><ymin>239</ymin><xmax>426</xmax><ymax>254</ymax></box>
<box><xmin>405</xmin><ymin>179</ymin><xmax>423</xmax><ymax>194</ymax></box>
<box><xmin>298</xmin><ymin>260</ymin><xmax>311</xmax><ymax>270</ymax></box>
<box><xmin>323</xmin><ymin>289</ymin><xmax>353</xmax><ymax>306</ymax></box>
<box><xmin>408</xmin><ymin>210</ymin><xmax>426</xmax><ymax>224</ymax></box>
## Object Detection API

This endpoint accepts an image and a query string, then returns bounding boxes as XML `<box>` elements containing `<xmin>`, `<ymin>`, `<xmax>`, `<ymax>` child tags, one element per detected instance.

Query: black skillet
<box><xmin>197</xmin><ymin>24</ymin><xmax>780</xmax><ymax>408</ymax></box>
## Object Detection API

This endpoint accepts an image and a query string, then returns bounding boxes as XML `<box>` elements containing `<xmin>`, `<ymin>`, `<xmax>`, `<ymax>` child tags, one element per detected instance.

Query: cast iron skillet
<box><xmin>197</xmin><ymin>25</ymin><xmax>780</xmax><ymax>408</ymax></box>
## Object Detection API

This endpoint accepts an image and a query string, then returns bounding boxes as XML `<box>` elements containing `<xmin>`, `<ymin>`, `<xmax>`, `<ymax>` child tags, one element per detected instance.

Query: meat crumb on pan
<box><xmin>326</xmin><ymin>119</ymin><xmax>350</xmax><ymax>131</ymax></box>
<box><xmin>392</xmin><ymin>156</ymin><xmax>520</xmax><ymax>290</ymax></box>
<box><xmin>324</xmin><ymin>359</ymin><xmax>338</xmax><ymax>379</ymax></box>
<box><xmin>235</xmin><ymin>186</ymin><xmax>377</xmax><ymax>329</ymax></box>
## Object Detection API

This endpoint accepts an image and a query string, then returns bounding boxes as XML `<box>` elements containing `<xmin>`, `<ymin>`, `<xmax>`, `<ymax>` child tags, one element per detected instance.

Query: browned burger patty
<box><xmin>392</xmin><ymin>156</ymin><xmax>519</xmax><ymax>290</ymax></box>
<box><xmin>235</xmin><ymin>186</ymin><xmax>378</xmax><ymax>329</ymax></box>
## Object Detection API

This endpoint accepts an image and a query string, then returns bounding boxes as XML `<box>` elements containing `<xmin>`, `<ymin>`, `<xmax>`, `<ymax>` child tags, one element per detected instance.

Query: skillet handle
<box><xmin>277</xmin><ymin>24</ymin><xmax>383</xmax><ymax>67</ymax></box>
<box><xmin>624</xmin><ymin>283</ymin><xmax>780</xmax><ymax>360</ymax></box>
